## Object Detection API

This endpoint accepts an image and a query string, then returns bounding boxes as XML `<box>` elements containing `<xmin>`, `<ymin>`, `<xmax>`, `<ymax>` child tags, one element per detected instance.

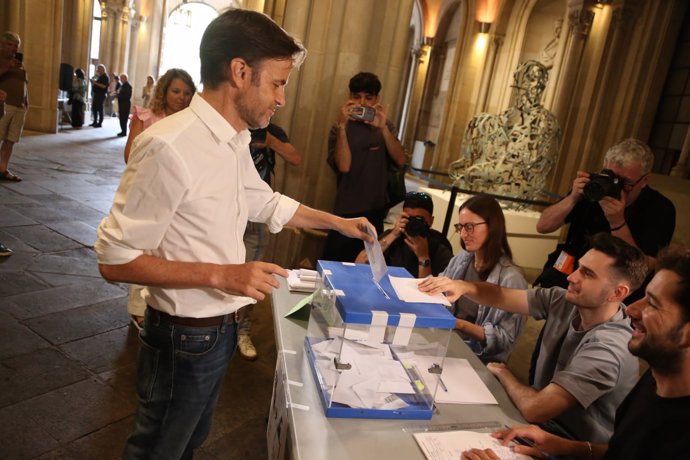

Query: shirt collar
<box><xmin>189</xmin><ymin>93</ymin><xmax>251</xmax><ymax>149</ymax></box>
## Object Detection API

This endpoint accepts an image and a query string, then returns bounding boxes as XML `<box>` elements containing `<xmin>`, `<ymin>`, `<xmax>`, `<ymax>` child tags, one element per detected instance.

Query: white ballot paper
<box><xmin>364</xmin><ymin>225</ymin><xmax>387</xmax><ymax>283</ymax></box>
<box><xmin>413</xmin><ymin>430</ymin><xmax>531</xmax><ymax>460</ymax></box>
<box><xmin>286</xmin><ymin>270</ymin><xmax>318</xmax><ymax>292</ymax></box>
<box><xmin>389</xmin><ymin>276</ymin><xmax>451</xmax><ymax>306</ymax></box>
<box><xmin>408</xmin><ymin>355</ymin><xmax>497</xmax><ymax>405</ymax></box>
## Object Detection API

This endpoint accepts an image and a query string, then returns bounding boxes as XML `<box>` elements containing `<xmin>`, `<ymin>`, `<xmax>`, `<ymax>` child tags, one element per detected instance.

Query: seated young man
<box><xmin>420</xmin><ymin>233</ymin><xmax>647</xmax><ymax>443</ymax></box>
<box><xmin>462</xmin><ymin>245</ymin><xmax>690</xmax><ymax>460</ymax></box>
<box><xmin>355</xmin><ymin>191</ymin><xmax>453</xmax><ymax>277</ymax></box>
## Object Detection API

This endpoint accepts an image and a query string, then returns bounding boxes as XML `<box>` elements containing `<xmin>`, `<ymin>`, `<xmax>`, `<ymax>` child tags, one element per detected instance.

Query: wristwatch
<box><xmin>418</xmin><ymin>258</ymin><xmax>431</xmax><ymax>267</ymax></box>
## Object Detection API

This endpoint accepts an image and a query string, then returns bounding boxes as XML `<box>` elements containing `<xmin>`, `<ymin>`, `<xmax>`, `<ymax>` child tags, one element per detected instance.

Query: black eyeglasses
<box><xmin>454</xmin><ymin>222</ymin><xmax>487</xmax><ymax>234</ymax></box>
<box><xmin>622</xmin><ymin>174</ymin><xmax>648</xmax><ymax>192</ymax></box>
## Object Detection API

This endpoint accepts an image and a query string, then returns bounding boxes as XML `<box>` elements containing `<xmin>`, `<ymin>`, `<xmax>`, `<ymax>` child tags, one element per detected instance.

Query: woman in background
<box><xmin>70</xmin><ymin>68</ymin><xmax>87</xmax><ymax>128</ymax></box>
<box><xmin>141</xmin><ymin>75</ymin><xmax>155</xmax><ymax>108</ymax></box>
<box><xmin>89</xmin><ymin>64</ymin><xmax>109</xmax><ymax>127</ymax></box>
<box><xmin>123</xmin><ymin>68</ymin><xmax>196</xmax><ymax>327</ymax></box>
<box><xmin>124</xmin><ymin>68</ymin><xmax>195</xmax><ymax>162</ymax></box>
<box><xmin>430</xmin><ymin>194</ymin><xmax>527</xmax><ymax>363</ymax></box>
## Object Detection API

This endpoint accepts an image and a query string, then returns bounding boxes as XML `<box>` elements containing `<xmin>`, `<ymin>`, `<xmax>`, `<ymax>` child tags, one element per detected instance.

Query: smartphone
<box><xmin>350</xmin><ymin>106</ymin><xmax>376</xmax><ymax>122</ymax></box>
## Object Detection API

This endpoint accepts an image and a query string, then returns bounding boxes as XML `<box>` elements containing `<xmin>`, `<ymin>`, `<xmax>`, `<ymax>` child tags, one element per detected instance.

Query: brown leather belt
<box><xmin>147</xmin><ymin>306</ymin><xmax>236</xmax><ymax>327</ymax></box>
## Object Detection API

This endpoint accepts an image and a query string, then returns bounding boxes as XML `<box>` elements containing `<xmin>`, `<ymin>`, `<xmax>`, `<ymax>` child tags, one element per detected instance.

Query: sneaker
<box><xmin>0</xmin><ymin>242</ymin><xmax>12</xmax><ymax>257</ymax></box>
<box><xmin>237</xmin><ymin>334</ymin><xmax>257</xmax><ymax>361</ymax></box>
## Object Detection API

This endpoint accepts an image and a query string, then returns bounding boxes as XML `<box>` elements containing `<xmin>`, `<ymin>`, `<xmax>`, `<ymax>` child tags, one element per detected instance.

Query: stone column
<box><xmin>670</xmin><ymin>126</ymin><xmax>690</xmax><ymax>178</ymax></box>
<box><xmin>0</xmin><ymin>0</ymin><xmax>65</xmax><ymax>133</ymax></box>
<box><xmin>61</xmin><ymin>0</ymin><xmax>93</xmax><ymax>73</ymax></box>
<box><xmin>476</xmin><ymin>35</ymin><xmax>505</xmax><ymax>113</ymax></box>
<box><xmin>550</xmin><ymin>7</ymin><xmax>593</xmax><ymax>125</ymax></box>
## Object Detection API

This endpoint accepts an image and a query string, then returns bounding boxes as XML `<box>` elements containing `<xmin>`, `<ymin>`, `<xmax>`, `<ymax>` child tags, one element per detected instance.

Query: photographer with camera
<box><xmin>324</xmin><ymin>72</ymin><xmax>407</xmax><ymax>262</ymax></box>
<box><xmin>535</xmin><ymin>138</ymin><xmax>675</xmax><ymax>303</ymax></box>
<box><xmin>355</xmin><ymin>191</ymin><xmax>453</xmax><ymax>277</ymax></box>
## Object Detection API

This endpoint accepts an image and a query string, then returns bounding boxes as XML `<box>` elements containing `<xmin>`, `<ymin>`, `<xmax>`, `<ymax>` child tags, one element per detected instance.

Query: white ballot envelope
<box><xmin>364</xmin><ymin>224</ymin><xmax>387</xmax><ymax>283</ymax></box>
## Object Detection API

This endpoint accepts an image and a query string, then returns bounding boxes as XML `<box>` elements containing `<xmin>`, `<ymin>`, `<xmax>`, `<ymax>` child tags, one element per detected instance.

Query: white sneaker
<box><xmin>237</xmin><ymin>334</ymin><xmax>257</xmax><ymax>361</ymax></box>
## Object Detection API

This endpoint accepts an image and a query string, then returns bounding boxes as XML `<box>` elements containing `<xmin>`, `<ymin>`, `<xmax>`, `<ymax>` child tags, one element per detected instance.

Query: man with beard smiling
<box><xmin>461</xmin><ymin>246</ymin><xmax>690</xmax><ymax>460</ymax></box>
<box><xmin>419</xmin><ymin>233</ymin><xmax>647</xmax><ymax>444</ymax></box>
<box><xmin>95</xmin><ymin>9</ymin><xmax>373</xmax><ymax>459</ymax></box>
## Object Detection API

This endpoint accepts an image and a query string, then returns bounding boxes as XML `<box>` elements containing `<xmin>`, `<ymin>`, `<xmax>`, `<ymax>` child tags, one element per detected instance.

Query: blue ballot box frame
<box><xmin>304</xmin><ymin>261</ymin><xmax>456</xmax><ymax>420</ymax></box>
<box><xmin>316</xmin><ymin>261</ymin><xmax>455</xmax><ymax>329</ymax></box>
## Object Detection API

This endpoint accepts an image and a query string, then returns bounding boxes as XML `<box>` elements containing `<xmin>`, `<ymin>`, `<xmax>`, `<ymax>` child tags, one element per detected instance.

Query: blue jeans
<box><xmin>123</xmin><ymin>308</ymin><xmax>238</xmax><ymax>460</ymax></box>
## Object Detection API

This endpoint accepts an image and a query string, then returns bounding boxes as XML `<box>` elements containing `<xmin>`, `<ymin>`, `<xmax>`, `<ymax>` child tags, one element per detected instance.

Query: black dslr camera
<box><xmin>583</xmin><ymin>169</ymin><xmax>624</xmax><ymax>202</ymax></box>
<box><xmin>405</xmin><ymin>216</ymin><xmax>430</xmax><ymax>237</ymax></box>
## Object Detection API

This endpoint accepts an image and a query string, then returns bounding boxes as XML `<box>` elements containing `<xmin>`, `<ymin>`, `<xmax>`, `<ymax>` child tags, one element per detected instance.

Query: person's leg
<box><xmin>123</xmin><ymin>308</ymin><xmax>237</xmax><ymax>459</ymax></box>
<box><xmin>93</xmin><ymin>95</ymin><xmax>104</xmax><ymax>126</ymax></box>
<box><xmin>0</xmin><ymin>139</ymin><xmax>15</xmax><ymax>172</ymax></box>
<box><xmin>0</xmin><ymin>106</ymin><xmax>25</xmax><ymax>180</ymax></box>
<box><xmin>237</xmin><ymin>222</ymin><xmax>269</xmax><ymax>360</ymax></box>
<box><xmin>96</xmin><ymin>99</ymin><xmax>104</xmax><ymax>126</ymax></box>
<box><xmin>71</xmin><ymin>101</ymin><xmax>83</xmax><ymax>127</ymax></box>
<box><xmin>119</xmin><ymin>110</ymin><xmax>128</xmax><ymax>135</ymax></box>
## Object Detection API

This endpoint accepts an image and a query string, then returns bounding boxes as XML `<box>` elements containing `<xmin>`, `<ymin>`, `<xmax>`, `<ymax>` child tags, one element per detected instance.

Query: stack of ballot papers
<box><xmin>286</xmin><ymin>269</ymin><xmax>319</xmax><ymax>292</ymax></box>
<box><xmin>413</xmin><ymin>430</ymin><xmax>531</xmax><ymax>460</ymax></box>
<box><xmin>310</xmin><ymin>336</ymin><xmax>418</xmax><ymax>410</ymax></box>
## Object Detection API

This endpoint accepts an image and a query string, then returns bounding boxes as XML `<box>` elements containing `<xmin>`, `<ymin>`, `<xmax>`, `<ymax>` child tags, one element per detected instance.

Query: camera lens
<box><xmin>583</xmin><ymin>170</ymin><xmax>623</xmax><ymax>202</ymax></box>
<box><xmin>405</xmin><ymin>216</ymin><xmax>429</xmax><ymax>237</ymax></box>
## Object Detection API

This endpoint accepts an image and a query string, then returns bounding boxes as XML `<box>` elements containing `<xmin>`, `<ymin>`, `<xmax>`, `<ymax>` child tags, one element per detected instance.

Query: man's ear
<box><xmin>228</xmin><ymin>58</ymin><xmax>249</xmax><ymax>88</ymax></box>
<box><xmin>610</xmin><ymin>283</ymin><xmax>630</xmax><ymax>303</ymax></box>
<box><xmin>678</xmin><ymin>322</ymin><xmax>690</xmax><ymax>349</ymax></box>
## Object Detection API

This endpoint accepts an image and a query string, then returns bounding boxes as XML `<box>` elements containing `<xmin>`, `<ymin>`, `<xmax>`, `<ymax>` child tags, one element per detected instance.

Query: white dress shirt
<box><xmin>95</xmin><ymin>94</ymin><xmax>300</xmax><ymax>317</ymax></box>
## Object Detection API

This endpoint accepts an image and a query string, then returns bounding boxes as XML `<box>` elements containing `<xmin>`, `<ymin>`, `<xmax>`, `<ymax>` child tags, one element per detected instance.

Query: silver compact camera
<box><xmin>349</xmin><ymin>106</ymin><xmax>376</xmax><ymax>122</ymax></box>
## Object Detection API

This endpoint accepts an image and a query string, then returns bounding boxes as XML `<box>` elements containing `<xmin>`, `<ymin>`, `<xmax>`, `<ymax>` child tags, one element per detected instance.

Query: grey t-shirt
<box><xmin>528</xmin><ymin>287</ymin><xmax>639</xmax><ymax>443</ymax></box>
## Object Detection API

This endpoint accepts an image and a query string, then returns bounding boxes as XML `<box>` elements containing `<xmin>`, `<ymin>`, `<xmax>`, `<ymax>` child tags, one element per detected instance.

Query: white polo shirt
<box><xmin>95</xmin><ymin>94</ymin><xmax>300</xmax><ymax>317</ymax></box>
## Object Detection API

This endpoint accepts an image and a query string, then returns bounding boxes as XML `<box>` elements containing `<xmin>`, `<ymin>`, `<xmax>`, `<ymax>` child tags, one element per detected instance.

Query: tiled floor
<box><xmin>0</xmin><ymin>118</ymin><xmax>277</xmax><ymax>459</ymax></box>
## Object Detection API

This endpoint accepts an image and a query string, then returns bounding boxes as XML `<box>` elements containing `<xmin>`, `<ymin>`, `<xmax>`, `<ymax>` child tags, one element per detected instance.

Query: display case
<box><xmin>304</xmin><ymin>261</ymin><xmax>456</xmax><ymax>420</ymax></box>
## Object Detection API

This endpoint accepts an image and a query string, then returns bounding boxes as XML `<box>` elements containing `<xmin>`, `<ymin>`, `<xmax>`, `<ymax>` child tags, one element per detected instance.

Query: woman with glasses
<box><xmin>434</xmin><ymin>193</ymin><xmax>527</xmax><ymax>363</ymax></box>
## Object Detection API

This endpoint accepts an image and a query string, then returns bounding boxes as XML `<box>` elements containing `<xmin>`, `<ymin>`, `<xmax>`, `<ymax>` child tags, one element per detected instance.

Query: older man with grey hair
<box><xmin>0</xmin><ymin>31</ymin><xmax>28</xmax><ymax>182</ymax></box>
<box><xmin>534</xmin><ymin>138</ymin><xmax>675</xmax><ymax>303</ymax></box>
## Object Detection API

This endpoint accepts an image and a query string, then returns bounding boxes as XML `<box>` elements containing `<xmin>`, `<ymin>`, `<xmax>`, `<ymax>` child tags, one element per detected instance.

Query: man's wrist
<box><xmin>610</xmin><ymin>221</ymin><xmax>626</xmax><ymax>231</ymax></box>
<box><xmin>418</xmin><ymin>258</ymin><xmax>431</xmax><ymax>267</ymax></box>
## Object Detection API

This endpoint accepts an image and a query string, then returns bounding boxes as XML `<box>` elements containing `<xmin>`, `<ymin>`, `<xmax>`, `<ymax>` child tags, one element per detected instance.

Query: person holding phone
<box><xmin>0</xmin><ymin>32</ymin><xmax>28</xmax><ymax>182</ymax></box>
<box><xmin>323</xmin><ymin>72</ymin><xmax>407</xmax><ymax>262</ymax></box>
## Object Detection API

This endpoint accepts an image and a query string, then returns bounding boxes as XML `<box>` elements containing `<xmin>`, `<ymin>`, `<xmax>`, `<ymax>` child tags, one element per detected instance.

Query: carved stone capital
<box><xmin>611</xmin><ymin>2</ymin><xmax>641</xmax><ymax>30</ymax></box>
<box><xmin>567</xmin><ymin>9</ymin><xmax>594</xmax><ymax>37</ymax></box>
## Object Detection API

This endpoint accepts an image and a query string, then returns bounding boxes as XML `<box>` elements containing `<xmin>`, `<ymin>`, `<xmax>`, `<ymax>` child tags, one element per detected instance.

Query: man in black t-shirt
<box><xmin>355</xmin><ymin>191</ymin><xmax>453</xmax><ymax>277</ymax></box>
<box><xmin>462</xmin><ymin>246</ymin><xmax>690</xmax><ymax>460</ymax></box>
<box><xmin>535</xmin><ymin>138</ymin><xmax>675</xmax><ymax>303</ymax></box>
<box><xmin>323</xmin><ymin>72</ymin><xmax>408</xmax><ymax>262</ymax></box>
<box><xmin>238</xmin><ymin>123</ymin><xmax>301</xmax><ymax>361</ymax></box>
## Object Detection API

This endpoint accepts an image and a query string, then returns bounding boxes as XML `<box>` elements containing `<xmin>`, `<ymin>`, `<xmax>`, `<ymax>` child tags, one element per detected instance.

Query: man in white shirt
<box><xmin>95</xmin><ymin>10</ymin><xmax>372</xmax><ymax>459</ymax></box>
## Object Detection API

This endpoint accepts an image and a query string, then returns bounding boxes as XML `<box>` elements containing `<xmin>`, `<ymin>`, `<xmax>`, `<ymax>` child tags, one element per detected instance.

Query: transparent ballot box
<box><xmin>304</xmin><ymin>261</ymin><xmax>455</xmax><ymax>419</ymax></box>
